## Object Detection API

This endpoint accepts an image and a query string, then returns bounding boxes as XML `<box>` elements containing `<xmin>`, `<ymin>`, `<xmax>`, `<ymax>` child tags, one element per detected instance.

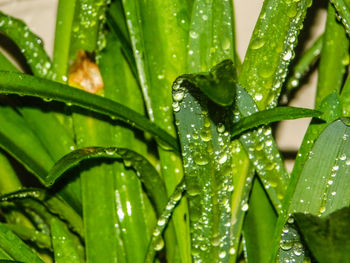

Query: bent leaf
<box><xmin>0</xmin><ymin>72</ymin><xmax>178</xmax><ymax>152</ymax></box>
<box><xmin>173</xmin><ymin>74</ymin><xmax>234</xmax><ymax>261</ymax></box>
<box><xmin>181</xmin><ymin>60</ymin><xmax>237</xmax><ymax>106</ymax></box>
<box><xmin>231</xmin><ymin>107</ymin><xmax>322</xmax><ymax>138</ymax></box>
<box><xmin>0</xmin><ymin>12</ymin><xmax>52</xmax><ymax>78</ymax></box>
<box><xmin>145</xmin><ymin>179</ymin><xmax>186</xmax><ymax>263</ymax></box>
<box><xmin>47</xmin><ymin>147</ymin><xmax>167</xmax><ymax>214</ymax></box>
<box><xmin>0</xmin><ymin>189</ymin><xmax>83</xmax><ymax>238</ymax></box>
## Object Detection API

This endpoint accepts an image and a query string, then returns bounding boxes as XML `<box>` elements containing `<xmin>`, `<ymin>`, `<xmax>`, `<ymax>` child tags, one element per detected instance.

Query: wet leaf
<box><xmin>231</xmin><ymin>106</ymin><xmax>322</xmax><ymax>138</ymax></box>
<box><xmin>0</xmin><ymin>224</ymin><xmax>44</xmax><ymax>263</ymax></box>
<box><xmin>50</xmin><ymin>218</ymin><xmax>83</xmax><ymax>263</ymax></box>
<box><xmin>47</xmin><ymin>147</ymin><xmax>167</xmax><ymax>215</ymax></box>
<box><xmin>0</xmin><ymin>12</ymin><xmax>52</xmax><ymax>78</ymax></box>
<box><xmin>0</xmin><ymin>71</ymin><xmax>178</xmax><ymax>152</ymax></box>
<box><xmin>173</xmin><ymin>72</ymin><xmax>234</xmax><ymax>261</ymax></box>
<box><xmin>294</xmin><ymin>206</ymin><xmax>350</xmax><ymax>263</ymax></box>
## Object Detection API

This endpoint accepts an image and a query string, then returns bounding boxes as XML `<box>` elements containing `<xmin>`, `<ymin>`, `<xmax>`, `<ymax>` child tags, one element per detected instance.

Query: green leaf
<box><xmin>52</xmin><ymin>0</ymin><xmax>77</xmax><ymax>82</ymax></box>
<box><xmin>47</xmin><ymin>147</ymin><xmax>167</xmax><ymax>214</ymax></box>
<box><xmin>315</xmin><ymin>3</ymin><xmax>349</xmax><ymax>108</ymax></box>
<box><xmin>188</xmin><ymin>0</ymin><xmax>237</xmax><ymax>72</ymax></box>
<box><xmin>173</xmin><ymin>72</ymin><xmax>234</xmax><ymax>262</ymax></box>
<box><xmin>231</xmin><ymin>107</ymin><xmax>322</xmax><ymax>138</ymax></box>
<box><xmin>69</xmin><ymin>0</ymin><xmax>110</xmax><ymax>56</ymax></box>
<box><xmin>0</xmin><ymin>102</ymin><xmax>54</xmax><ymax>182</ymax></box>
<box><xmin>239</xmin><ymin>0</ymin><xmax>311</xmax><ymax>110</ymax></box>
<box><xmin>50</xmin><ymin>218</ymin><xmax>83</xmax><ymax>263</ymax></box>
<box><xmin>236</xmin><ymin>86</ymin><xmax>289</xmax><ymax>211</ymax></box>
<box><xmin>145</xmin><ymin>179</ymin><xmax>186</xmax><ymax>263</ymax></box>
<box><xmin>2</xmin><ymin>224</ymin><xmax>51</xmax><ymax>251</ymax></box>
<box><xmin>329</xmin><ymin>0</ymin><xmax>350</xmax><ymax>36</ymax></box>
<box><xmin>0</xmin><ymin>71</ymin><xmax>178</xmax><ymax>152</ymax></box>
<box><xmin>0</xmin><ymin>12</ymin><xmax>52</xmax><ymax>78</ymax></box>
<box><xmin>123</xmin><ymin>1</ymin><xmax>192</xmax><ymax>261</ymax></box>
<box><xmin>99</xmin><ymin>31</ymin><xmax>151</xmax><ymax>263</ymax></box>
<box><xmin>243</xmin><ymin>180</ymin><xmax>277</xmax><ymax>263</ymax></box>
<box><xmin>180</xmin><ymin>59</ymin><xmax>236</xmax><ymax>106</ymax></box>
<box><xmin>0</xmin><ymin>188</ymin><xmax>84</xmax><ymax>238</ymax></box>
<box><xmin>271</xmin><ymin>118</ymin><xmax>350</xmax><ymax>261</ymax></box>
<box><xmin>294</xmin><ymin>206</ymin><xmax>350</xmax><ymax>263</ymax></box>
<box><xmin>0</xmin><ymin>224</ymin><xmax>44</xmax><ymax>263</ymax></box>
<box><xmin>285</xmin><ymin>34</ymin><xmax>323</xmax><ymax>96</ymax></box>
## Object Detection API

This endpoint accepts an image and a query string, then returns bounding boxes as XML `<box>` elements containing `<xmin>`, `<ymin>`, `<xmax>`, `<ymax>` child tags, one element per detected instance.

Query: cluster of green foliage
<box><xmin>0</xmin><ymin>0</ymin><xmax>350</xmax><ymax>262</ymax></box>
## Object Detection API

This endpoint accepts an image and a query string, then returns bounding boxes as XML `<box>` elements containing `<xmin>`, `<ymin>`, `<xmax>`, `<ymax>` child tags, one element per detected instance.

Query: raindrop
<box><xmin>218</xmin><ymin>153</ymin><xmax>228</xmax><ymax>164</ymax></box>
<box><xmin>280</xmin><ymin>239</ymin><xmax>293</xmax><ymax>251</ymax></box>
<box><xmin>194</xmin><ymin>153</ymin><xmax>209</xmax><ymax>166</ymax></box>
<box><xmin>251</xmin><ymin>37</ymin><xmax>265</xmax><ymax>50</ymax></box>
<box><xmin>254</xmin><ymin>93</ymin><xmax>263</xmax><ymax>101</ymax></box>
<box><xmin>219</xmin><ymin>251</ymin><xmax>226</xmax><ymax>259</ymax></box>
<box><xmin>241</xmin><ymin>203</ymin><xmax>249</xmax><ymax>211</ymax></box>
<box><xmin>173</xmin><ymin>90</ymin><xmax>185</xmax><ymax>102</ymax></box>
<box><xmin>190</xmin><ymin>31</ymin><xmax>199</xmax><ymax>39</ymax></box>
<box><xmin>283</xmin><ymin>50</ymin><xmax>293</xmax><ymax>61</ymax></box>
<box><xmin>158</xmin><ymin>219</ymin><xmax>166</xmax><ymax>226</ymax></box>
<box><xmin>154</xmin><ymin>236</ymin><xmax>164</xmax><ymax>251</ymax></box>
<box><xmin>200</xmin><ymin>129</ymin><xmax>212</xmax><ymax>142</ymax></box>
<box><xmin>217</xmin><ymin>123</ymin><xmax>225</xmax><ymax>133</ymax></box>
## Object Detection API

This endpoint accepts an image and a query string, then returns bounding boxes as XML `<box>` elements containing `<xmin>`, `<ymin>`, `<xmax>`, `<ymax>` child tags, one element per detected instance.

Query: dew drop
<box><xmin>158</xmin><ymin>219</ymin><xmax>166</xmax><ymax>226</ymax></box>
<box><xmin>280</xmin><ymin>239</ymin><xmax>293</xmax><ymax>251</ymax></box>
<box><xmin>254</xmin><ymin>93</ymin><xmax>263</xmax><ymax>101</ymax></box>
<box><xmin>217</xmin><ymin>123</ymin><xmax>225</xmax><ymax>133</ymax></box>
<box><xmin>154</xmin><ymin>237</ymin><xmax>164</xmax><ymax>251</ymax></box>
<box><xmin>190</xmin><ymin>31</ymin><xmax>199</xmax><ymax>39</ymax></box>
<box><xmin>241</xmin><ymin>203</ymin><xmax>249</xmax><ymax>211</ymax></box>
<box><xmin>194</xmin><ymin>153</ymin><xmax>209</xmax><ymax>166</ymax></box>
<box><xmin>219</xmin><ymin>251</ymin><xmax>226</xmax><ymax>259</ymax></box>
<box><xmin>283</xmin><ymin>50</ymin><xmax>293</xmax><ymax>61</ymax></box>
<box><xmin>173</xmin><ymin>90</ymin><xmax>185</xmax><ymax>102</ymax></box>
<box><xmin>218</xmin><ymin>153</ymin><xmax>228</xmax><ymax>164</ymax></box>
<box><xmin>251</xmin><ymin>38</ymin><xmax>265</xmax><ymax>50</ymax></box>
<box><xmin>200</xmin><ymin>129</ymin><xmax>212</xmax><ymax>142</ymax></box>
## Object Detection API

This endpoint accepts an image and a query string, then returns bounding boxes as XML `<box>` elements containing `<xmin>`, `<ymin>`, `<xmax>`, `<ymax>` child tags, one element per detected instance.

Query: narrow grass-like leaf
<box><xmin>173</xmin><ymin>73</ymin><xmax>234</xmax><ymax>261</ymax></box>
<box><xmin>123</xmin><ymin>1</ymin><xmax>192</xmax><ymax>261</ymax></box>
<box><xmin>0</xmin><ymin>49</ymin><xmax>80</xmax><ymax>211</ymax></box>
<box><xmin>239</xmin><ymin>0</ymin><xmax>311</xmax><ymax>109</ymax></box>
<box><xmin>50</xmin><ymin>217</ymin><xmax>83</xmax><ymax>263</ymax></box>
<box><xmin>0</xmin><ymin>103</ymin><xmax>54</xmax><ymax>182</ymax></box>
<box><xmin>315</xmin><ymin>3</ymin><xmax>349</xmax><ymax>108</ymax></box>
<box><xmin>236</xmin><ymin>86</ymin><xmax>289</xmax><ymax>211</ymax></box>
<box><xmin>231</xmin><ymin>107</ymin><xmax>322</xmax><ymax>138</ymax></box>
<box><xmin>286</xmin><ymin>34</ymin><xmax>323</xmax><ymax>95</ymax></box>
<box><xmin>294</xmin><ymin>206</ymin><xmax>350</xmax><ymax>263</ymax></box>
<box><xmin>0</xmin><ymin>72</ymin><xmax>178</xmax><ymax>152</ymax></box>
<box><xmin>0</xmin><ymin>12</ymin><xmax>52</xmax><ymax>78</ymax></box>
<box><xmin>99</xmin><ymin>32</ymin><xmax>156</xmax><ymax>263</ymax></box>
<box><xmin>188</xmin><ymin>0</ymin><xmax>237</xmax><ymax>71</ymax></box>
<box><xmin>69</xmin><ymin>0</ymin><xmax>110</xmax><ymax>56</ymax></box>
<box><xmin>229</xmin><ymin>141</ymin><xmax>255</xmax><ymax>261</ymax></box>
<box><xmin>145</xmin><ymin>179</ymin><xmax>186</xmax><ymax>263</ymax></box>
<box><xmin>0</xmin><ymin>188</ymin><xmax>84</xmax><ymax>238</ymax></box>
<box><xmin>3</xmin><ymin>224</ymin><xmax>51</xmax><ymax>250</ymax></box>
<box><xmin>47</xmin><ymin>147</ymin><xmax>167</xmax><ymax>214</ymax></box>
<box><xmin>52</xmin><ymin>0</ymin><xmax>77</xmax><ymax>82</ymax></box>
<box><xmin>0</xmin><ymin>224</ymin><xmax>44</xmax><ymax>263</ymax></box>
<box><xmin>243</xmin><ymin>180</ymin><xmax>277</xmax><ymax>263</ymax></box>
<box><xmin>330</xmin><ymin>0</ymin><xmax>350</xmax><ymax>36</ymax></box>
